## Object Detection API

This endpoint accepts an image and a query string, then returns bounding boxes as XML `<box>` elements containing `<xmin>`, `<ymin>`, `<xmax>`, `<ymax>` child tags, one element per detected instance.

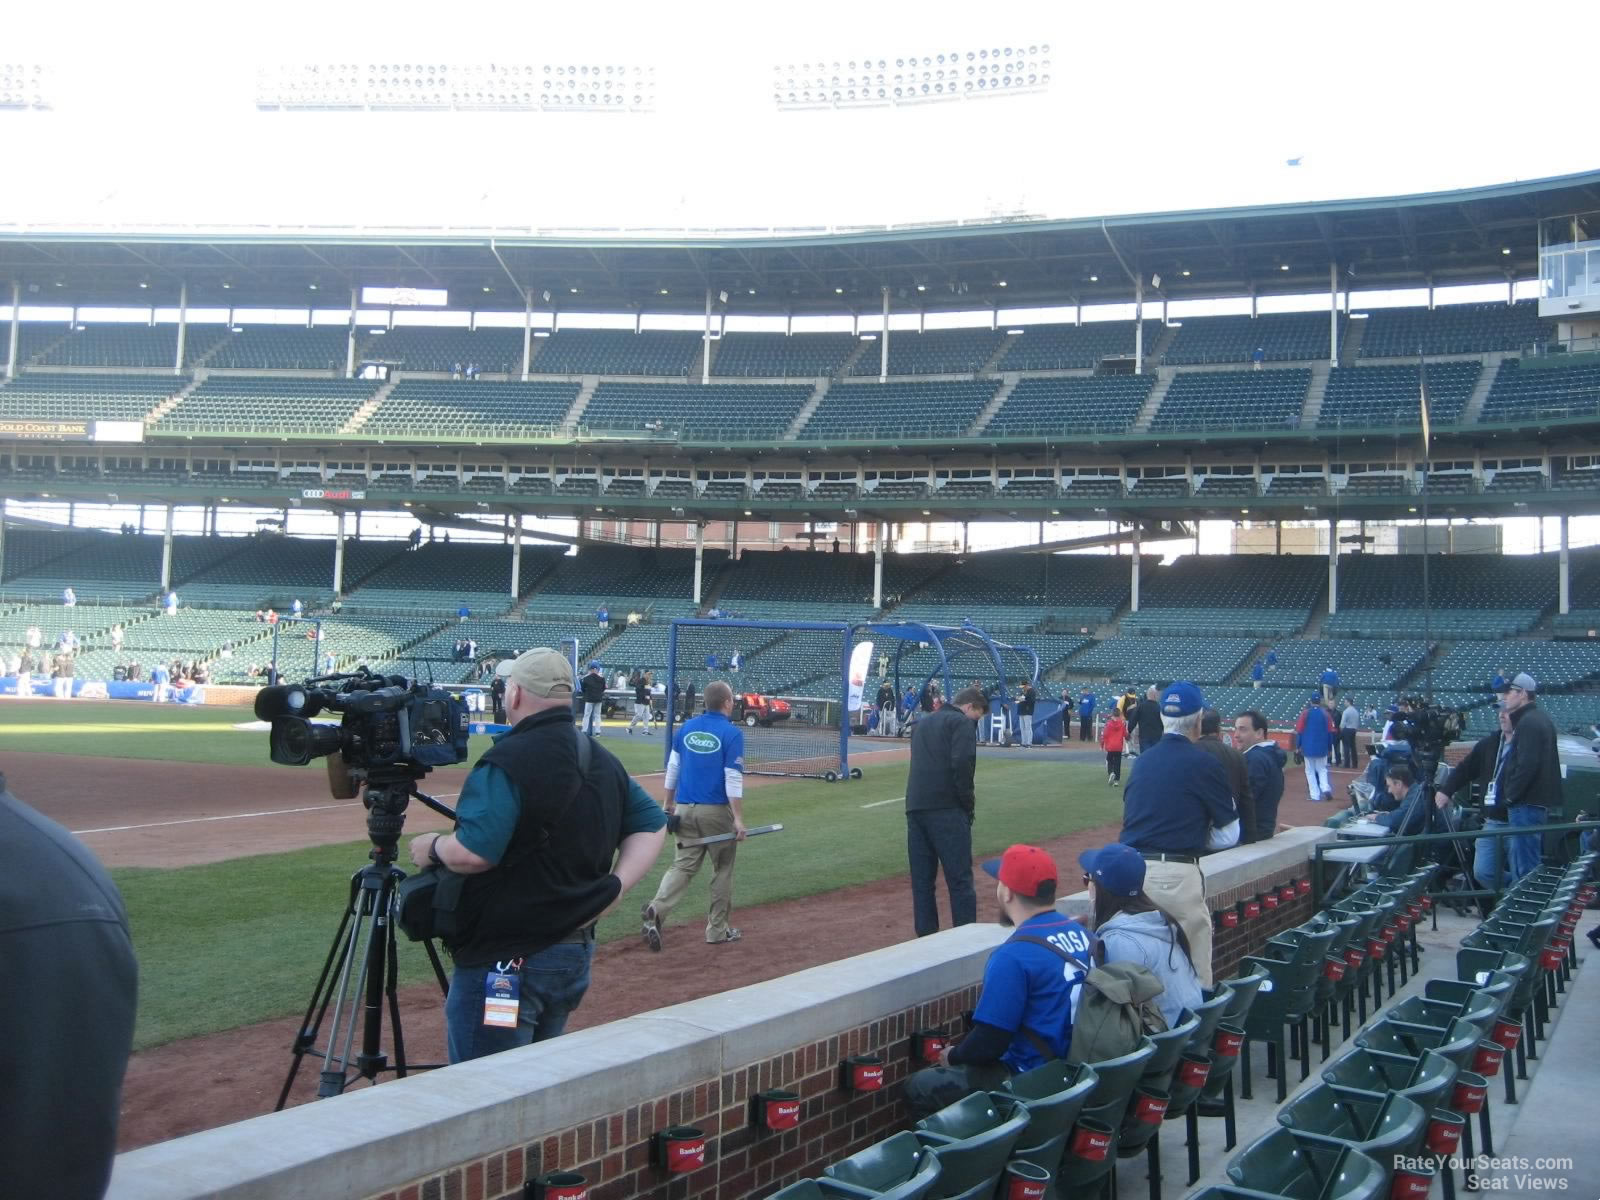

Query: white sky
<box><xmin>3</xmin><ymin>0</ymin><xmax>1593</xmax><ymax>232</ymax></box>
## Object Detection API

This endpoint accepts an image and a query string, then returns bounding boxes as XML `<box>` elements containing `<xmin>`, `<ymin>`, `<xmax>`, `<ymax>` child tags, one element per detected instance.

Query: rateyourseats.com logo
<box><xmin>685</xmin><ymin>731</ymin><xmax>722</xmax><ymax>754</ymax></box>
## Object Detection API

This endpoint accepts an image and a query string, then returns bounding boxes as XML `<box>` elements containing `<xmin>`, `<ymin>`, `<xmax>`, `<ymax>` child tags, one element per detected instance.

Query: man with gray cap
<box><xmin>1117</xmin><ymin>681</ymin><xmax>1239</xmax><ymax>987</ymax></box>
<box><xmin>409</xmin><ymin>648</ymin><xmax>667</xmax><ymax>1062</ymax></box>
<box><xmin>1490</xmin><ymin>671</ymin><xmax>1560</xmax><ymax>882</ymax></box>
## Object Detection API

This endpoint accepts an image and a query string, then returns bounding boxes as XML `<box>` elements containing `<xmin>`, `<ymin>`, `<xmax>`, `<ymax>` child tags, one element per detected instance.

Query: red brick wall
<box><xmin>1208</xmin><ymin>869</ymin><xmax>1319</xmax><ymax>983</ymax></box>
<box><xmin>366</xmin><ymin>985</ymin><xmax>981</xmax><ymax>1200</ymax></box>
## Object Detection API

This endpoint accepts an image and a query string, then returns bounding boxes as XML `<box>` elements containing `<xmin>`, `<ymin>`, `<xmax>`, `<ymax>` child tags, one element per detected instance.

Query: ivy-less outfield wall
<box><xmin>107</xmin><ymin>830</ymin><xmax>1333</xmax><ymax>1200</ymax></box>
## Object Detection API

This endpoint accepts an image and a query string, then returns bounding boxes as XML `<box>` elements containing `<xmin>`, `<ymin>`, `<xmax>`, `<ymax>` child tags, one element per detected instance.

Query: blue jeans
<box><xmin>445</xmin><ymin>940</ymin><xmax>593</xmax><ymax>1064</ymax></box>
<box><xmin>1473</xmin><ymin>818</ymin><xmax>1511</xmax><ymax>894</ymax></box>
<box><xmin>907</xmin><ymin>808</ymin><xmax>976</xmax><ymax>937</ymax></box>
<box><xmin>1508</xmin><ymin>804</ymin><xmax>1547</xmax><ymax>882</ymax></box>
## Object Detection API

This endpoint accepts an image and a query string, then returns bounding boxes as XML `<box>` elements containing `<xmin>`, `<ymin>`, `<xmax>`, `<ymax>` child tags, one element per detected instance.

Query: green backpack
<box><xmin>1065</xmin><ymin>960</ymin><xmax>1169</xmax><ymax>1065</ymax></box>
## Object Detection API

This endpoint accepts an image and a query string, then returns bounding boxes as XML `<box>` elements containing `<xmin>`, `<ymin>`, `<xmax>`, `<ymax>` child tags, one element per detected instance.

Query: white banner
<box><xmin>847</xmin><ymin>640</ymin><xmax>874</xmax><ymax>712</ymax></box>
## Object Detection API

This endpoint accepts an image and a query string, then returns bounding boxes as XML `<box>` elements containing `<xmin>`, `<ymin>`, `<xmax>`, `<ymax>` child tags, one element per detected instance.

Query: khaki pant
<box><xmin>1141</xmin><ymin>859</ymin><xmax>1213</xmax><ymax>988</ymax></box>
<box><xmin>649</xmin><ymin>802</ymin><xmax>739</xmax><ymax>941</ymax></box>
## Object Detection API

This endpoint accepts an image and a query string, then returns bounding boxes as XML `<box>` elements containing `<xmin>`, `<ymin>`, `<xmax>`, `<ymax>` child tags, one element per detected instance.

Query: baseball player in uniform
<box><xmin>642</xmin><ymin>680</ymin><xmax>747</xmax><ymax>948</ymax></box>
<box><xmin>1118</xmin><ymin>681</ymin><xmax>1239</xmax><ymax>988</ymax></box>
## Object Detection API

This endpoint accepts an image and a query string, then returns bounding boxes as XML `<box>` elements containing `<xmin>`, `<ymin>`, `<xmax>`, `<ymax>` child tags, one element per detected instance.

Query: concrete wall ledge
<box><xmin>107</xmin><ymin>924</ymin><xmax>1005</xmax><ymax>1200</ymax></box>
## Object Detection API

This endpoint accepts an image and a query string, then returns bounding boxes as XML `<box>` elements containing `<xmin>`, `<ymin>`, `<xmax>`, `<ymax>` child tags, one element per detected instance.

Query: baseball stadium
<box><xmin>3</xmin><ymin>9</ymin><xmax>1599</xmax><ymax>1200</ymax></box>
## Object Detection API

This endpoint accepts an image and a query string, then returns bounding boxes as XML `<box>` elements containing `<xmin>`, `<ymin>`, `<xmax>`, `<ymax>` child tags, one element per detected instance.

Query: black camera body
<box><xmin>1387</xmin><ymin>698</ymin><xmax>1467</xmax><ymax>757</ymax></box>
<box><xmin>255</xmin><ymin>668</ymin><xmax>469</xmax><ymax>776</ymax></box>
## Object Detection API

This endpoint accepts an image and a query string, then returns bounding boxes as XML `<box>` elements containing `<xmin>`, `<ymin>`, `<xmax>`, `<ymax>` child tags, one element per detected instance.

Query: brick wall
<box><xmin>367</xmin><ymin>986</ymin><xmax>980</xmax><ymax>1200</ymax></box>
<box><xmin>1208</xmin><ymin>869</ymin><xmax>1318</xmax><ymax>983</ymax></box>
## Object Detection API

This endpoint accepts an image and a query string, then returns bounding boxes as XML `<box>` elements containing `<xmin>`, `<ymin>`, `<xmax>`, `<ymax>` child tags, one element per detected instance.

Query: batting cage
<box><xmin>270</xmin><ymin>617</ymin><xmax>326</xmax><ymax>682</ymax></box>
<box><xmin>663</xmin><ymin>618</ymin><xmax>1043</xmax><ymax>778</ymax></box>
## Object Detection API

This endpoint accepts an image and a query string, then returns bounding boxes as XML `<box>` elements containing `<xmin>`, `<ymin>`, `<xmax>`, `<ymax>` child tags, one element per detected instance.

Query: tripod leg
<box><xmin>277</xmin><ymin>871</ymin><xmax>363</xmax><ymax>1111</ymax></box>
<box><xmin>321</xmin><ymin>871</ymin><xmax>385</xmax><ymax>1097</ymax></box>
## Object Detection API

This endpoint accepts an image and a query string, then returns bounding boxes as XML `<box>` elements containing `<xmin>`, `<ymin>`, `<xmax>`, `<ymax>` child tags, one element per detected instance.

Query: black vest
<box><xmin>447</xmin><ymin>708</ymin><xmax>629</xmax><ymax>967</ymax></box>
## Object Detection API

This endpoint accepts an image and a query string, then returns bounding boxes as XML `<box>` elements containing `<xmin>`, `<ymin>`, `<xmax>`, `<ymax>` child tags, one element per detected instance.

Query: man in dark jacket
<box><xmin>1134</xmin><ymin>685</ymin><xmax>1164</xmax><ymax>756</ymax></box>
<box><xmin>579</xmin><ymin>662</ymin><xmax>607</xmax><ymax>735</ymax></box>
<box><xmin>1234</xmin><ymin>709</ymin><xmax>1286</xmax><ymax>841</ymax></box>
<box><xmin>1493</xmin><ymin>673</ymin><xmax>1561</xmax><ymax>882</ymax></box>
<box><xmin>876</xmin><ymin>679</ymin><xmax>899</xmax><ymax>737</ymax></box>
<box><xmin>906</xmin><ymin>685</ymin><xmax>988</xmax><ymax>936</ymax></box>
<box><xmin>1436</xmin><ymin>709</ymin><xmax>1511</xmax><ymax>891</ymax></box>
<box><xmin>1197</xmin><ymin>707</ymin><xmax>1254</xmax><ymax>843</ymax></box>
<box><xmin>1017</xmin><ymin>680</ymin><xmax>1037</xmax><ymax>746</ymax></box>
<box><xmin>1</xmin><ymin>774</ymin><xmax>137</xmax><ymax>1200</ymax></box>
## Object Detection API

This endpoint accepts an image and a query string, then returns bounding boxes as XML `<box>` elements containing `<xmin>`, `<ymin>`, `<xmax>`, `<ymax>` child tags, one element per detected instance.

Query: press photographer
<box><xmin>407</xmin><ymin>648</ymin><xmax>666</xmax><ymax>1063</ymax></box>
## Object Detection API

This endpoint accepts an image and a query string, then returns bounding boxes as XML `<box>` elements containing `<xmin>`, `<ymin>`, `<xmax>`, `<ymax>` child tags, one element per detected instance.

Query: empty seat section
<box><xmin>1</xmin><ymin>529</ymin><xmax>165</xmax><ymax>603</ymax></box>
<box><xmin>205</xmin><ymin>326</ymin><xmax>352</xmax><ymax>371</ymax></box>
<box><xmin>350</xmin><ymin>543</ymin><xmax>540</xmax><ymax>613</ymax></box>
<box><xmin>531</xmin><ymin>330</ymin><xmax>700</xmax><ymax>376</ymax></box>
<box><xmin>1431</xmin><ymin>639</ymin><xmax>1600</xmax><ymax>692</ymax></box>
<box><xmin>583</xmin><ymin>382</ymin><xmax>811</xmax><ymax>439</ymax></box>
<box><xmin>364</xmin><ymin>380</ymin><xmax>579</xmax><ymax>436</ymax></box>
<box><xmin>13</xmin><ymin>322</ymin><xmax>74</xmax><ymax>365</ymax></box>
<box><xmin>717</xmin><ymin>549</ymin><xmax>876</xmax><ymax>621</ymax></box>
<box><xmin>994</xmin><ymin>321</ymin><xmax>1163</xmax><ymax>370</ymax></box>
<box><xmin>848</xmin><ymin>328</ymin><xmax>1004</xmax><ymax>376</ymax></box>
<box><xmin>800</xmin><ymin>380</ymin><xmax>998</xmax><ymax>438</ymax></box>
<box><xmin>1257</xmin><ymin>638</ymin><xmax>1428</xmax><ymax>690</ymax></box>
<box><xmin>1121</xmin><ymin>556</ymin><xmax>1323</xmax><ymax>636</ymax></box>
<box><xmin>156</xmin><ymin>377</ymin><xmax>378</xmax><ymax>433</ymax></box>
<box><xmin>33</xmin><ymin>325</ymin><xmax>178</xmax><ymax>369</ymax></box>
<box><xmin>360</xmin><ymin>327</ymin><xmax>525</xmax><ymax>374</ymax></box>
<box><xmin>526</xmin><ymin>546</ymin><xmax>721</xmax><ymax>618</ymax></box>
<box><xmin>892</xmin><ymin>552</ymin><xmax>1129</xmax><ymax>630</ymax></box>
<box><xmin>0</xmin><ymin>373</ymin><xmax>183</xmax><ymax>422</ymax></box>
<box><xmin>1358</xmin><ymin>301</ymin><xmax>1553</xmax><ymax>358</ymax></box>
<box><xmin>1152</xmin><ymin>369</ymin><xmax>1310</xmax><ymax>431</ymax></box>
<box><xmin>711</xmin><ymin>332</ymin><xmax>856</xmax><ymax>377</ymax></box>
<box><xmin>1163</xmin><ymin>312</ymin><xmax>1340</xmax><ymax>365</ymax></box>
<box><xmin>1065</xmin><ymin>636</ymin><xmax>1258</xmax><ymax>684</ymax></box>
<box><xmin>986</xmin><ymin>375</ymin><xmax>1153</xmax><ymax>436</ymax></box>
<box><xmin>176</xmin><ymin>536</ymin><xmax>397</xmax><ymax>608</ymax></box>
<box><xmin>1481</xmin><ymin>359</ymin><xmax>1600</xmax><ymax>423</ymax></box>
<box><xmin>1323</xmin><ymin>554</ymin><xmax>1554</xmax><ymax>637</ymax></box>
<box><xmin>1320</xmin><ymin>362</ymin><xmax>1480</xmax><ymax>429</ymax></box>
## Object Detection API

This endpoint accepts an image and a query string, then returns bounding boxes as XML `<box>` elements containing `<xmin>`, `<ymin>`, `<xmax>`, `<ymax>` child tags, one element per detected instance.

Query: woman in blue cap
<box><xmin>1079</xmin><ymin>842</ymin><xmax>1203</xmax><ymax>1027</ymax></box>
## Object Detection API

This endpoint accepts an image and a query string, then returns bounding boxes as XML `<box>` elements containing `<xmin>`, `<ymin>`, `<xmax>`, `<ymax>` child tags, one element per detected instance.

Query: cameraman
<box><xmin>409</xmin><ymin>648</ymin><xmax>666</xmax><ymax>1063</ymax></box>
<box><xmin>1435</xmin><ymin>709</ymin><xmax>1512</xmax><ymax>892</ymax></box>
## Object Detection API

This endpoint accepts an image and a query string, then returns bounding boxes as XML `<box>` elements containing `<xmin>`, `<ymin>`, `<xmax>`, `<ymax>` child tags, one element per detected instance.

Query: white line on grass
<box><xmin>74</xmin><ymin>803</ymin><xmax>364</xmax><ymax>835</ymax></box>
<box><xmin>861</xmin><ymin>795</ymin><xmax>905</xmax><ymax>809</ymax></box>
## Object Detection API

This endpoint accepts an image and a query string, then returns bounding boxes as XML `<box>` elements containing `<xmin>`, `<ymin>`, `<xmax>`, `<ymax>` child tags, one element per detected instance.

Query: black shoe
<box><xmin>1587</xmin><ymin>926</ymin><xmax>1600</xmax><ymax>950</ymax></box>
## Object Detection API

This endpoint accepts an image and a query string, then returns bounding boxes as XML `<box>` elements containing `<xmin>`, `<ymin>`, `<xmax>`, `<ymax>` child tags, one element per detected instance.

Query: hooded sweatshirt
<box><xmin>1096</xmin><ymin>909</ymin><xmax>1203</xmax><ymax>1029</ymax></box>
<box><xmin>1244</xmin><ymin>740</ymin><xmax>1288</xmax><ymax>840</ymax></box>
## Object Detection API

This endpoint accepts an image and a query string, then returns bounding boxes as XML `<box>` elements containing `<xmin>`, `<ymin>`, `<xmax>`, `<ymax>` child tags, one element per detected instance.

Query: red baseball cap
<box><xmin>981</xmin><ymin>844</ymin><xmax>1058</xmax><ymax>900</ymax></box>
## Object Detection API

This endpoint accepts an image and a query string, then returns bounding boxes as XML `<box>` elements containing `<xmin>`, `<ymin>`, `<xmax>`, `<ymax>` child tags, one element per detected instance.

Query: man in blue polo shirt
<box><xmin>1119</xmin><ymin>680</ymin><xmax>1238</xmax><ymax>987</ymax></box>
<box><xmin>904</xmin><ymin>844</ymin><xmax>1091</xmax><ymax>1116</ymax></box>
<box><xmin>642</xmin><ymin>680</ymin><xmax>747</xmax><ymax>949</ymax></box>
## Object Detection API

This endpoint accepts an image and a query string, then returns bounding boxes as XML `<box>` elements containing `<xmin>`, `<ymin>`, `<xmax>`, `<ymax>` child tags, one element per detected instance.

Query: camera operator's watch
<box><xmin>428</xmin><ymin>835</ymin><xmax>445</xmax><ymax>868</ymax></box>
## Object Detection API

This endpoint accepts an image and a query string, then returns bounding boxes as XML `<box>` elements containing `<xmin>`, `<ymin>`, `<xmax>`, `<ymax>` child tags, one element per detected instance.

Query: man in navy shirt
<box><xmin>1077</xmin><ymin>689</ymin><xmax>1096</xmax><ymax>742</ymax></box>
<box><xmin>1118</xmin><ymin>681</ymin><xmax>1238</xmax><ymax>987</ymax></box>
<box><xmin>904</xmin><ymin>844</ymin><xmax>1091</xmax><ymax>1117</ymax></box>
<box><xmin>642</xmin><ymin>680</ymin><xmax>747</xmax><ymax>948</ymax></box>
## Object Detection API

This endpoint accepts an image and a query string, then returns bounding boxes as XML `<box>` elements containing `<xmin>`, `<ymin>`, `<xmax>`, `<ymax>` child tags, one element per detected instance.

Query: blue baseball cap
<box><xmin>1160</xmin><ymin>680</ymin><xmax>1204</xmax><ymax>717</ymax></box>
<box><xmin>1080</xmin><ymin>843</ymin><xmax>1146</xmax><ymax>899</ymax></box>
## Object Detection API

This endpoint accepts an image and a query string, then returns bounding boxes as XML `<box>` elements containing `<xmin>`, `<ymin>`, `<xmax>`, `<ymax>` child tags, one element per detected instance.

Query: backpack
<box><xmin>1064</xmin><ymin>961</ymin><xmax>1168</xmax><ymax>1066</ymax></box>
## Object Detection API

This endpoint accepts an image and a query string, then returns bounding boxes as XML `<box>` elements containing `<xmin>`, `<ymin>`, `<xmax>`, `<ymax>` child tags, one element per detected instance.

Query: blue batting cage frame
<box><xmin>663</xmin><ymin>618</ymin><xmax>1041</xmax><ymax>776</ymax></box>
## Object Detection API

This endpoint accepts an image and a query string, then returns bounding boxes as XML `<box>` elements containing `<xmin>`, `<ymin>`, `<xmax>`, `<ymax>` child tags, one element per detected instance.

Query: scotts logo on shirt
<box><xmin>684</xmin><ymin>731</ymin><xmax>722</xmax><ymax>754</ymax></box>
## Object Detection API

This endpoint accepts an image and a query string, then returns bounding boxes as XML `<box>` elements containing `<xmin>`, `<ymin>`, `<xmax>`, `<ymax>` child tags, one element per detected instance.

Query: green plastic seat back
<box><xmin>824</xmin><ymin>1131</ymin><xmax>929</xmax><ymax>1191</ymax></box>
<box><xmin>916</xmin><ymin>1092</ymin><xmax>1002</xmax><ymax>1141</ymax></box>
<box><xmin>1000</xmin><ymin>1061</ymin><xmax>1098</xmax><ymax>1149</ymax></box>
<box><xmin>919</xmin><ymin>1097</ymin><xmax>1031</xmax><ymax>1196</ymax></box>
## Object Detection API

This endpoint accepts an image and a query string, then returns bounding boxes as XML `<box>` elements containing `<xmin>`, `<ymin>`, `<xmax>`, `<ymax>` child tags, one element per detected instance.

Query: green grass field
<box><xmin>0</xmin><ymin>703</ymin><xmax>1118</xmax><ymax>1049</ymax></box>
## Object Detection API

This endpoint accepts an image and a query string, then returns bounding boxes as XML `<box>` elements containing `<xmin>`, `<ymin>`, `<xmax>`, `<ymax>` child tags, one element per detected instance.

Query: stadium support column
<box><xmin>880</xmin><ymin>287</ymin><xmax>890</xmax><ymax>382</ymax></box>
<box><xmin>160</xmin><ymin>507</ymin><xmax>174</xmax><ymax>592</ymax></box>
<box><xmin>1560</xmin><ymin>515</ymin><xmax>1570</xmax><ymax>615</ymax></box>
<box><xmin>1329</xmin><ymin>262</ymin><xmax>1339</xmax><ymax>365</ymax></box>
<box><xmin>1327</xmin><ymin>518</ymin><xmax>1339</xmax><ymax>617</ymax></box>
<box><xmin>702</xmin><ymin>287</ymin><xmax>713</xmax><ymax>385</ymax></box>
<box><xmin>0</xmin><ymin>510</ymin><xmax>5</xmax><ymax>581</ymax></box>
<box><xmin>174</xmin><ymin>280</ymin><xmax>188</xmax><ymax>377</ymax></box>
<box><xmin>345</xmin><ymin>287</ymin><xmax>358</xmax><ymax>379</ymax></box>
<box><xmin>693</xmin><ymin>523</ymin><xmax>704</xmax><ymax>604</ymax></box>
<box><xmin>873</xmin><ymin>526</ymin><xmax>884</xmax><ymax>609</ymax></box>
<box><xmin>333</xmin><ymin>511</ymin><xmax>346</xmax><ymax>598</ymax></box>
<box><xmin>1130</xmin><ymin>526</ymin><xmax>1141</xmax><ymax>612</ymax></box>
<box><xmin>5</xmin><ymin>281</ymin><xmax>19</xmax><ymax>379</ymax></box>
<box><xmin>509</xmin><ymin>514</ymin><xmax>522</xmax><ymax>600</ymax></box>
<box><xmin>1134</xmin><ymin>277</ymin><xmax>1144</xmax><ymax>375</ymax></box>
<box><xmin>521</xmin><ymin>291</ymin><xmax>533</xmax><ymax>381</ymax></box>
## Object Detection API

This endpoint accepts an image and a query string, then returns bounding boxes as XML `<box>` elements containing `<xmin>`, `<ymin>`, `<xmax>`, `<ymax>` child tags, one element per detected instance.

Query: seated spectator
<box><xmin>1080</xmin><ymin>843</ymin><xmax>1203</xmax><ymax>1028</ymax></box>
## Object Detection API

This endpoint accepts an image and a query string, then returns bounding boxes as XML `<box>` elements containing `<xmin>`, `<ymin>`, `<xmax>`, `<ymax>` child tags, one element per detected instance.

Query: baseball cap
<box><xmin>496</xmin><ymin>648</ymin><xmax>575</xmax><ymax>698</ymax></box>
<box><xmin>981</xmin><ymin>844</ymin><xmax>1058</xmax><ymax>900</ymax></box>
<box><xmin>1495</xmin><ymin>672</ymin><xmax>1538</xmax><ymax>694</ymax></box>
<box><xmin>1079</xmin><ymin>843</ymin><xmax>1145</xmax><ymax>899</ymax></box>
<box><xmin>1160</xmin><ymin>680</ymin><xmax>1204</xmax><ymax>717</ymax></box>
<box><xmin>1309</xmin><ymin>692</ymin><xmax>1322</xmax><ymax>703</ymax></box>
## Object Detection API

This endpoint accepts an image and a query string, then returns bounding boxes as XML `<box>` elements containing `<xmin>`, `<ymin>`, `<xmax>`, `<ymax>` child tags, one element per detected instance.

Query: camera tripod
<box><xmin>276</xmin><ymin>776</ymin><xmax>457</xmax><ymax>1109</ymax></box>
